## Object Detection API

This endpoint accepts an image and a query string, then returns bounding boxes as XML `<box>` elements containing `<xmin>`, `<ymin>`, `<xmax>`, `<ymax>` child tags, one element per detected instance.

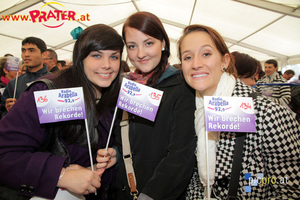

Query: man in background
<box><xmin>56</xmin><ymin>60</ymin><xmax>66</xmax><ymax>70</ymax></box>
<box><xmin>1</xmin><ymin>37</ymin><xmax>50</xmax><ymax>117</ymax></box>
<box><xmin>256</xmin><ymin>59</ymin><xmax>291</xmax><ymax>106</ymax></box>
<box><xmin>282</xmin><ymin>69</ymin><xmax>295</xmax><ymax>81</ymax></box>
<box><xmin>43</xmin><ymin>49</ymin><xmax>59</xmax><ymax>73</ymax></box>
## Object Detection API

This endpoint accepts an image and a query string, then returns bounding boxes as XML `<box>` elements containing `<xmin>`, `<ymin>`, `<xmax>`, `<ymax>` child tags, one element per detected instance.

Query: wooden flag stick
<box><xmin>105</xmin><ymin>106</ymin><xmax>118</xmax><ymax>151</ymax></box>
<box><xmin>205</xmin><ymin>130</ymin><xmax>210</xmax><ymax>200</ymax></box>
<box><xmin>12</xmin><ymin>71</ymin><xmax>19</xmax><ymax>99</ymax></box>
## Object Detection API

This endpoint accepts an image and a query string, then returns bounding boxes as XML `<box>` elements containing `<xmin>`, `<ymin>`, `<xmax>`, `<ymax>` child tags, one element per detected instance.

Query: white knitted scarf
<box><xmin>195</xmin><ymin>72</ymin><xmax>236</xmax><ymax>197</ymax></box>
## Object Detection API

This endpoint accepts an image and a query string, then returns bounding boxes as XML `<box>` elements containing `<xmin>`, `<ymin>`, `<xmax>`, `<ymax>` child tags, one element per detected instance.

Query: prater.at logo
<box><xmin>2</xmin><ymin>2</ymin><xmax>90</xmax><ymax>28</ymax></box>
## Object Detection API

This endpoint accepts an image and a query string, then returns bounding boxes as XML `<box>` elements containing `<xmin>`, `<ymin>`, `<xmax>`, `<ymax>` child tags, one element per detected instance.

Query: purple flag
<box><xmin>116</xmin><ymin>78</ymin><xmax>163</xmax><ymax>122</ymax></box>
<box><xmin>34</xmin><ymin>87</ymin><xmax>86</xmax><ymax>124</ymax></box>
<box><xmin>6</xmin><ymin>56</ymin><xmax>20</xmax><ymax>71</ymax></box>
<box><xmin>204</xmin><ymin>96</ymin><xmax>256</xmax><ymax>132</ymax></box>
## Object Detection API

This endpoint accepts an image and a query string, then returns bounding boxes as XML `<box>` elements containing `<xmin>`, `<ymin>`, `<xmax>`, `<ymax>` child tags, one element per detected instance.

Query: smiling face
<box><xmin>180</xmin><ymin>31</ymin><xmax>229</xmax><ymax>96</ymax></box>
<box><xmin>124</xmin><ymin>27</ymin><xmax>165</xmax><ymax>76</ymax></box>
<box><xmin>264</xmin><ymin>63</ymin><xmax>277</xmax><ymax>76</ymax></box>
<box><xmin>83</xmin><ymin>50</ymin><xmax>120</xmax><ymax>97</ymax></box>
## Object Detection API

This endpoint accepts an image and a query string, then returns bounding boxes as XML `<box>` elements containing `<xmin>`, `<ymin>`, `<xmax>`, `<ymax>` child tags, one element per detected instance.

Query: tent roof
<box><xmin>1</xmin><ymin>0</ymin><xmax>300</xmax><ymax>67</ymax></box>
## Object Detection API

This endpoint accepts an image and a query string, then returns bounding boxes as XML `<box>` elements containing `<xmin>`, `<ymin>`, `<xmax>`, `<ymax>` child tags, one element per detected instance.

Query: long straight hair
<box><xmin>49</xmin><ymin>24</ymin><xmax>124</xmax><ymax>151</ymax></box>
<box><xmin>122</xmin><ymin>12</ymin><xmax>170</xmax><ymax>86</ymax></box>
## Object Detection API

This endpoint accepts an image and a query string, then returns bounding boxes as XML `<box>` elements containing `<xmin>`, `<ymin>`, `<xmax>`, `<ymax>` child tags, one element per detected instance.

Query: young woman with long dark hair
<box><xmin>0</xmin><ymin>24</ymin><xmax>124</xmax><ymax>200</ymax></box>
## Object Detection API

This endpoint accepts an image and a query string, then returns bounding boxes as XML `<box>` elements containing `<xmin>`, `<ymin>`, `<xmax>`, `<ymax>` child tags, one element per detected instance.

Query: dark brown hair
<box><xmin>50</xmin><ymin>24</ymin><xmax>124</xmax><ymax>151</ymax></box>
<box><xmin>231</xmin><ymin>51</ymin><xmax>258</xmax><ymax>78</ymax></box>
<box><xmin>122</xmin><ymin>12</ymin><xmax>170</xmax><ymax>86</ymax></box>
<box><xmin>265</xmin><ymin>59</ymin><xmax>278</xmax><ymax>68</ymax></box>
<box><xmin>284</xmin><ymin>69</ymin><xmax>295</xmax><ymax>76</ymax></box>
<box><xmin>121</xmin><ymin>60</ymin><xmax>130</xmax><ymax>73</ymax></box>
<box><xmin>178</xmin><ymin>24</ymin><xmax>237</xmax><ymax>78</ymax></box>
<box><xmin>22</xmin><ymin>37</ymin><xmax>47</xmax><ymax>53</ymax></box>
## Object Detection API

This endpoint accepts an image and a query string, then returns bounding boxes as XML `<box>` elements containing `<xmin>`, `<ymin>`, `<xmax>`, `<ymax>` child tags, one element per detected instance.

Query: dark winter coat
<box><xmin>110</xmin><ymin>66</ymin><xmax>197</xmax><ymax>200</ymax></box>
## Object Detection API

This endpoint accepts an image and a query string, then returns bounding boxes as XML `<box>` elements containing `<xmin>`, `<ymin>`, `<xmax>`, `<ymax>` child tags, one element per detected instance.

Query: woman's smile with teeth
<box><xmin>96</xmin><ymin>72</ymin><xmax>110</xmax><ymax>76</ymax></box>
<box><xmin>193</xmin><ymin>74</ymin><xmax>208</xmax><ymax>78</ymax></box>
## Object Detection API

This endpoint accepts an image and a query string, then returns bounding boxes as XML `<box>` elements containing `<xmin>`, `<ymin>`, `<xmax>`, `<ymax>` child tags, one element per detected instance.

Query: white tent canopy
<box><xmin>1</xmin><ymin>0</ymin><xmax>300</xmax><ymax>69</ymax></box>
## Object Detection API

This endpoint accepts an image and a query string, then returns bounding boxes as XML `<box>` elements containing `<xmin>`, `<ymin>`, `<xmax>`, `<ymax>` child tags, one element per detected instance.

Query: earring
<box><xmin>162</xmin><ymin>47</ymin><xmax>165</xmax><ymax>51</ymax></box>
<box><xmin>222</xmin><ymin>67</ymin><xmax>226</xmax><ymax>72</ymax></box>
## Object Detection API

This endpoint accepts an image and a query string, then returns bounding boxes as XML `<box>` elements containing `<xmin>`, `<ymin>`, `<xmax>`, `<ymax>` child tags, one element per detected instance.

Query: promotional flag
<box><xmin>6</xmin><ymin>56</ymin><xmax>20</xmax><ymax>99</ymax></box>
<box><xmin>6</xmin><ymin>56</ymin><xmax>20</xmax><ymax>71</ymax></box>
<box><xmin>116</xmin><ymin>77</ymin><xmax>164</xmax><ymax>122</ymax></box>
<box><xmin>34</xmin><ymin>87</ymin><xmax>86</xmax><ymax>124</ymax></box>
<box><xmin>202</xmin><ymin>96</ymin><xmax>257</xmax><ymax>199</ymax></box>
<box><xmin>34</xmin><ymin>86</ymin><xmax>95</xmax><ymax>196</ymax></box>
<box><xmin>204</xmin><ymin>96</ymin><xmax>256</xmax><ymax>132</ymax></box>
<box><xmin>105</xmin><ymin>77</ymin><xmax>164</xmax><ymax>151</ymax></box>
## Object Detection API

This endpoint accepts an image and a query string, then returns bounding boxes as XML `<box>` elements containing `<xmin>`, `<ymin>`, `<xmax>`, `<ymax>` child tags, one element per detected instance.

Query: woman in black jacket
<box><xmin>106</xmin><ymin>12</ymin><xmax>197</xmax><ymax>200</ymax></box>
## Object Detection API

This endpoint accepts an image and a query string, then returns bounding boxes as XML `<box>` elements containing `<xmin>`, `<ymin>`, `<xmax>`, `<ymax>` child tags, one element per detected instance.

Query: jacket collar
<box><xmin>25</xmin><ymin>64</ymin><xmax>49</xmax><ymax>75</ymax></box>
<box><xmin>156</xmin><ymin>65</ymin><xmax>182</xmax><ymax>88</ymax></box>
